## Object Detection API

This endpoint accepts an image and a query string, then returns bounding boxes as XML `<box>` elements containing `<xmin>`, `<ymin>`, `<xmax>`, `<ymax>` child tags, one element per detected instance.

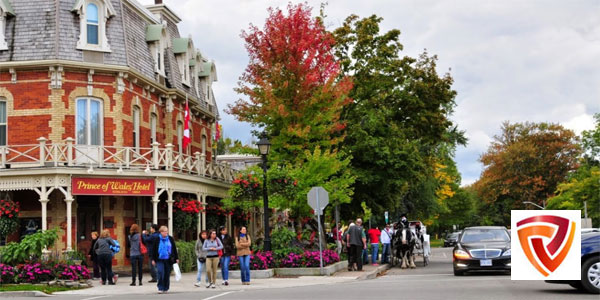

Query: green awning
<box><xmin>146</xmin><ymin>24</ymin><xmax>163</xmax><ymax>42</ymax></box>
<box><xmin>172</xmin><ymin>38</ymin><xmax>189</xmax><ymax>54</ymax></box>
<box><xmin>198</xmin><ymin>61</ymin><xmax>213</xmax><ymax>77</ymax></box>
<box><xmin>189</xmin><ymin>59</ymin><xmax>196</xmax><ymax>67</ymax></box>
<box><xmin>1</xmin><ymin>0</ymin><xmax>14</xmax><ymax>16</ymax></box>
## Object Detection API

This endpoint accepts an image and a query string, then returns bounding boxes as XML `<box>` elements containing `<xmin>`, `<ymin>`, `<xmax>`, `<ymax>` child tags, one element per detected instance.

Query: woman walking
<box><xmin>235</xmin><ymin>226</ymin><xmax>251</xmax><ymax>285</ymax></box>
<box><xmin>202</xmin><ymin>229</ymin><xmax>223</xmax><ymax>289</ymax></box>
<box><xmin>194</xmin><ymin>230</ymin><xmax>208</xmax><ymax>287</ymax></box>
<box><xmin>94</xmin><ymin>229</ymin><xmax>116</xmax><ymax>285</ymax></box>
<box><xmin>129</xmin><ymin>224</ymin><xmax>143</xmax><ymax>286</ymax></box>
<box><xmin>151</xmin><ymin>226</ymin><xmax>179</xmax><ymax>294</ymax></box>
<box><xmin>88</xmin><ymin>231</ymin><xmax>100</xmax><ymax>279</ymax></box>
<box><xmin>219</xmin><ymin>226</ymin><xmax>234</xmax><ymax>286</ymax></box>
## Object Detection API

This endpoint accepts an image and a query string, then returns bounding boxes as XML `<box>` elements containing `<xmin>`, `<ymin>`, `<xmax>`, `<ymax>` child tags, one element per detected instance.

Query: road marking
<box><xmin>392</xmin><ymin>273</ymin><xmax>453</xmax><ymax>277</ymax></box>
<box><xmin>81</xmin><ymin>296</ymin><xmax>108</xmax><ymax>300</ymax></box>
<box><xmin>442</xmin><ymin>252</ymin><xmax>447</xmax><ymax>258</ymax></box>
<box><xmin>203</xmin><ymin>291</ymin><xmax>235</xmax><ymax>300</ymax></box>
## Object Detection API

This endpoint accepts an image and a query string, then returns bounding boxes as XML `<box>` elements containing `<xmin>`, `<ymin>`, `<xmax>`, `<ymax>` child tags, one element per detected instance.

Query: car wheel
<box><xmin>581</xmin><ymin>257</ymin><xmax>600</xmax><ymax>294</ymax></box>
<box><xmin>454</xmin><ymin>268</ymin><xmax>464</xmax><ymax>276</ymax></box>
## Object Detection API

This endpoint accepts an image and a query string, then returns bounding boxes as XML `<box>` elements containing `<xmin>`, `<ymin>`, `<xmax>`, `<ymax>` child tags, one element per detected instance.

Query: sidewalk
<box><xmin>55</xmin><ymin>271</ymin><xmax>358</xmax><ymax>296</ymax></box>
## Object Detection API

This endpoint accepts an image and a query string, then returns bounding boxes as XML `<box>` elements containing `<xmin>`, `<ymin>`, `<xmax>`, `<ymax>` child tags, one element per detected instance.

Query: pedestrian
<box><xmin>332</xmin><ymin>223</ymin><xmax>342</xmax><ymax>255</ymax></box>
<box><xmin>361</xmin><ymin>226</ymin><xmax>369</xmax><ymax>264</ymax></box>
<box><xmin>348</xmin><ymin>218</ymin><xmax>366</xmax><ymax>271</ymax></box>
<box><xmin>128</xmin><ymin>224</ymin><xmax>143</xmax><ymax>286</ymax></box>
<box><xmin>143</xmin><ymin>224</ymin><xmax>160</xmax><ymax>283</ymax></box>
<box><xmin>368</xmin><ymin>225</ymin><xmax>381</xmax><ymax>265</ymax></box>
<box><xmin>94</xmin><ymin>229</ymin><xmax>116</xmax><ymax>285</ymax></box>
<box><xmin>235</xmin><ymin>226</ymin><xmax>251</xmax><ymax>285</ymax></box>
<box><xmin>151</xmin><ymin>226</ymin><xmax>179</xmax><ymax>294</ymax></box>
<box><xmin>380</xmin><ymin>224</ymin><xmax>393</xmax><ymax>264</ymax></box>
<box><xmin>344</xmin><ymin>221</ymin><xmax>355</xmax><ymax>271</ymax></box>
<box><xmin>88</xmin><ymin>231</ymin><xmax>100</xmax><ymax>279</ymax></box>
<box><xmin>219</xmin><ymin>226</ymin><xmax>234</xmax><ymax>286</ymax></box>
<box><xmin>203</xmin><ymin>229</ymin><xmax>223</xmax><ymax>288</ymax></box>
<box><xmin>194</xmin><ymin>230</ymin><xmax>208</xmax><ymax>287</ymax></box>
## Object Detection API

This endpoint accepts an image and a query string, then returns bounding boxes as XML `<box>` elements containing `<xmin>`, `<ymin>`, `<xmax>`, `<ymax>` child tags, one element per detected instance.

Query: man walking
<box><xmin>348</xmin><ymin>218</ymin><xmax>367</xmax><ymax>271</ymax></box>
<box><xmin>368</xmin><ymin>225</ymin><xmax>381</xmax><ymax>265</ymax></box>
<box><xmin>380</xmin><ymin>224</ymin><xmax>393</xmax><ymax>264</ymax></box>
<box><xmin>143</xmin><ymin>224</ymin><xmax>160</xmax><ymax>283</ymax></box>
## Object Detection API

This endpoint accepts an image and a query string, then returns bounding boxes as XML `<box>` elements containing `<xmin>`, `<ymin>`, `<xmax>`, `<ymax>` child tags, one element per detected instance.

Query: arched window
<box><xmin>0</xmin><ymin>99</ymin><xmax>6</xmax><ymax>145</ymax></box>
<box><xmin>76</xmin><ymin>98</ymin><xmax>102</xmax><ymax>146</ymax></box>
<box><xmin>132</xmin><ymin>106</ymin><xmax>140</xmax><ymax>151</ymax></box>
<box><xmin>150</xmin><ymin>113</ymin><xmax>157</xmax><ymax>144</ymax></box>
<box><xmin>177</xmin><ymin>121</ymin><xmax>183</xmax><ymax>152</ymax></box>
<box><xmin>202</xmin><ymin>134</ymin><xmax>207</xmax><ymax>156</ymax></box>
<box><xmin>86</xmin><ymin>3</ymin><xmax>99</xmax><ymax>45</ymax></box>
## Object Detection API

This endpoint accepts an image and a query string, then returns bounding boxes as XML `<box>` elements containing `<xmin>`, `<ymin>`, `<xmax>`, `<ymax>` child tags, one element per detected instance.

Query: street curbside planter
<box><xmin>217</xmin><ymin>268</ymin><xmax>275</xmax><ymax>279</ymax></box>
<box><xmin>275</xmin><ymin>261</ymin><xmax>348</xmax><ymax>277</ymax></box>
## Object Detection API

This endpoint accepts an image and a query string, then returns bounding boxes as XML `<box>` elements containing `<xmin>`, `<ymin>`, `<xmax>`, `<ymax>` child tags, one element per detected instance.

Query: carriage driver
<box><xmin>399</xmin><ymin>213</ymin><xmax>424</xmax><ymax>243</ymax></box>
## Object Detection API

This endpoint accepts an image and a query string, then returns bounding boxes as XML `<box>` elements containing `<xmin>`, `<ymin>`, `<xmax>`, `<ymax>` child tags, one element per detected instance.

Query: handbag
<box><xmin>140</xmin><ymin>238</ymin><xmax>147</xmax><ymax>254</ymax></box>
<box><xmin>198</xmin><ymin>257</ymin><xmax>206</xmax><ymax>263</ymax></box>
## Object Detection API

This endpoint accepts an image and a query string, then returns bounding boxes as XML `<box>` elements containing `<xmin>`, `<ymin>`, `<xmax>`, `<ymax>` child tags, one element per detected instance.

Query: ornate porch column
<box><xmin>201</xmin><ymin>194</ymin><xmax>206</xmax><ymax>231</ymax></box>
<box><xmin>65</xmin><ymin>195</ymin><xmax>74</xmax><ymax>251</ymax></box>
<box><xmin>196</xmin><ymin>192</ymin><xmax>202</xmax><ymax>236</ymax></box>
<box><xmin>167</xmin><ymin>189</ymin><xmax>174</xmax><ymax>235</ymax></box>
<box><xmin>40</xmin><ymin>197</ymin><xmax>49</xmax><ymax>231</ymax></box>
<box><xmin>152</xmin><ymin>194</ymin><xmax>160</xmax><ymax>224</ymax></box>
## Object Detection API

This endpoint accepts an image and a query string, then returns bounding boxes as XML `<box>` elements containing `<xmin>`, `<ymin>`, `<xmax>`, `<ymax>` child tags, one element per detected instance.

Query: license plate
<box><xmin>480</xmin><ymin>259</ymin><xmax>492</xmax><ymax>266</ymax></box>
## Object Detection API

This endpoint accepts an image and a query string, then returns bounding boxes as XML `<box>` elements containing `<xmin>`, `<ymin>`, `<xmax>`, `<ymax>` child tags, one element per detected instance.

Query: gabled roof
<box><xmin>0</xmin><ymin>0</ymin><xmax>14</xmax><ymax>16</ymax></box>
<box><xmin>72</xmin><ymin>0</ymin><xmax>116</xmax><ymax>17</ymax></box>
<box><xmin>172</xmin><ymin>37</ymin><xmax>189</xmax><ymax>54</ymax></box>
<box><xmin>198</xmin><ymin>61</ymin><xmax>214</xmax><ymax>78</ymax></box>
<box><xmin>146</xmin><ymin>24</ymin><xmax>163</xmax><ymax>42</ymax></box>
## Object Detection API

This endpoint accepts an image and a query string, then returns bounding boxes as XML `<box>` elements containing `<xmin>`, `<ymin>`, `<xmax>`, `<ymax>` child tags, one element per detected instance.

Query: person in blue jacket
<box><xmin>143</xmin><ymin>224</ymin><xmax>160</xmax><ymax>282</ymax></box>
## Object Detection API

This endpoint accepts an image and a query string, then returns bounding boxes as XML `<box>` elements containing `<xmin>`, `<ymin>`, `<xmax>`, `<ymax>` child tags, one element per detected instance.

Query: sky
<box><xmin>139</xmin><ymin>0</ymin><xmax>599</xmax><ymax>185</ymax></box>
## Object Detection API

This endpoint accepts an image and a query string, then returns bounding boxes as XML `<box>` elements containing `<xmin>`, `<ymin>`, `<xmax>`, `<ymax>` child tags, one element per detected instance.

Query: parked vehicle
<box><xmin>545</xmin><ymin>230</ymin><xmax>600</xmax><ymax>294</ymax></box>
<box><xmin>453</xmin><ymin>226</ymin><xmax>511</xmax><ymax>276</ymax></box>
<box><xmin>444</xmin><ymin>232</ymin><xmax>460</xmax><ymax>247</ymax></box>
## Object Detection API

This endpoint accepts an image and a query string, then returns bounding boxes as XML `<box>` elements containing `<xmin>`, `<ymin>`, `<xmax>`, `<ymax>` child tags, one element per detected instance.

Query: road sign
<box><xmin>307</xmin><ymin>186</ymin><xmax>329</xmax><ymax>275</ymax></box>
<box><xmin>385</xmin><ymin>211</ymin><xmax>389</xmax><ymax>224</ymax></box>
<box><xmin>307</xmin><ymin>186</ymin><xmax>329</xmax><ymax>215</ymax></box>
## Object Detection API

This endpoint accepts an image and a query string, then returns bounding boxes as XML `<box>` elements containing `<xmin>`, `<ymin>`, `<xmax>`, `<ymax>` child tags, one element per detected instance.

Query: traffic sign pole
<box><xmin>317</xmin><ymin>190</ymin><xmax>324</xmax><ymax>274</ymax></box>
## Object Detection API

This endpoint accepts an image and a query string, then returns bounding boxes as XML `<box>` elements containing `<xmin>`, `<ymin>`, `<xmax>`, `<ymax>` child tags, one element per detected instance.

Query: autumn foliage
<box><xmin>227</xmin><ymin>3</ymin><xmax>353</xmax><ymax>162</ymax></box>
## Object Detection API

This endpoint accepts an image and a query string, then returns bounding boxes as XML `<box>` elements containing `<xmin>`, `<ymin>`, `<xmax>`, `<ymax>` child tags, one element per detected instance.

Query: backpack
<box><xmin>110</xmin><ymin>239</ymin><xmax>120</xmax><ymax>254</ymax></box>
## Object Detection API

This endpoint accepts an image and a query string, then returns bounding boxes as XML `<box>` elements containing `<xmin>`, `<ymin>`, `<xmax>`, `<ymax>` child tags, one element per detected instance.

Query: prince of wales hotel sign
<box><xmin>72</xmin><ymin>178</ymin><xmax>155</xmax><ymax>196</ymax></box>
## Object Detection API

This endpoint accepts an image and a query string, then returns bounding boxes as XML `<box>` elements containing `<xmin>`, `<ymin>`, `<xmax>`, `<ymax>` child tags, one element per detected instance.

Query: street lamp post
<box><xmin>257</xmin><ymin>133</ymin><xmax>272</xmax><ymax>251</ymax></box>
<box><xmin>522</xmin><ymin>201</ymin><xmax>545</xmax><ymax>210</ymax></box>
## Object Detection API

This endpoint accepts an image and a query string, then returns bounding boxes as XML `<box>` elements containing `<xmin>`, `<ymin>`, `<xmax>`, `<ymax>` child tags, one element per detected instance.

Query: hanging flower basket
<box><xmin>173</xmin><ymin>198</ymin><xmax>202</xmax><ymax>232</ymax></box>
<box><xmin>0</xmin><ymin>199</ymin><xmax>20</xmax><ymax>239</ymax></box>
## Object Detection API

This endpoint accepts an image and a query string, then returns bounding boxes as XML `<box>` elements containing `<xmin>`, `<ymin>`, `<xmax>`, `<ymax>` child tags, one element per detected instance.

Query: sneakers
<box><xmin>148</xmin><ymin>279</ymin><xmax>157</xmax><ymax>283</ymax></box>
<box><xmin>211</xmin><ymin>284</ymin><xmax>216</xmax><ymax>289</ymax></box>
<box><xmin>194</xmin><ymin>281</ymin><xmax>202</xmax><ymax>287</ymax></box>
<box><xmin>113</xmin><ymin>274</ymin><xmax>119</xmax><ymax>284</ymax></box>
<box><xmin>223</xmin><ymin>281</ymin><xmax>229</xmax><ymax>286</ymax></box>
<box><xmin>373</xmin><ymin>263</ymin><xmax>379</xmax><ymax>266</ymax></box>
<box><xmin>206</xmin><ymin>283</ymin><xmax>211</xmax><ymax>289</ymax></box>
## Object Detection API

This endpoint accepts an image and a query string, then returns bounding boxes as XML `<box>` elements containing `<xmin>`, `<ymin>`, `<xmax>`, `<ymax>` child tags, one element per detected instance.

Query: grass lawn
<box><xmin>429</xmin><ymin>238</ymin><xmax>444</xmax><ymax>248</ymax></box>
<box><xmin>0</xmin><ymin>284</ymin><xmax>80</xmax><ymax>294</ymax></box>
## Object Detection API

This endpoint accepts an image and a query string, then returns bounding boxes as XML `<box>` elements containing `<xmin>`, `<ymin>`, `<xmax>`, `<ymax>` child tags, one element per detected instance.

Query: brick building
<box><xmin>0</xmin><ymin>0</ymin><xmax>234</xmax><ymax>266</ymax></box>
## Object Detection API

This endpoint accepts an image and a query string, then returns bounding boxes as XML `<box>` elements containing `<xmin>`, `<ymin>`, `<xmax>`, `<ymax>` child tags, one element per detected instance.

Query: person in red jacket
<box><xmin>367</xmin><ymin>226</ymin><xmax>381</xmax><ymax>265</ymax></box>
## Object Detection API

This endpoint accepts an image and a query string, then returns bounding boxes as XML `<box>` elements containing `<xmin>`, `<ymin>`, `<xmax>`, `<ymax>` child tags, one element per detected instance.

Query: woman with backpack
<box><xmin>235</xmin><ymin>226</ymin><xmax>251</xmax><ymax>285</ymax></box>
<box><xmin>129</xmin><ymin>224</ymin><xmax>144</xmax><ymax>286</ymax></box>
<box><xmin>202</xmin><ymin>229</ymin><xmax>223</xmax><ymax>289</ymax></box>
<box><xmin>151</xmin><ymin>226</ymin><xmax>179</xmax><ymax>294</ymax></box>
<box><xmin>194</xmin><ymin>230</ymin><xmax>208</xmax><ymax>287</ymax></box>
<box><xmin>94</xmin><ymin>229</ymin><xmax>116</xmax><ymax>285</ymax></box>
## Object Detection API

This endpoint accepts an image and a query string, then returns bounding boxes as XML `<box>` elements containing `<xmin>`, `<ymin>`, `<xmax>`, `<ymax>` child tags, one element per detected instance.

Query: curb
<box><xmin>0</xmin><ymin>291</ymin><xmax>51</xmax><ymax>297</ymax></box>
<box><xmin>357</xmin><ymin>264</ymin><xmax>391</xmax><ymax>280</ymax></box>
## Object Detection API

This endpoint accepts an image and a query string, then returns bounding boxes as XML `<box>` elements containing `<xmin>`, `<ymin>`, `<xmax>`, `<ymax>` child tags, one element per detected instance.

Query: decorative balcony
<box><xmin>0</xmin><ymin>137</ymin><xmax>234</xmax><ymax>183</ymax></box>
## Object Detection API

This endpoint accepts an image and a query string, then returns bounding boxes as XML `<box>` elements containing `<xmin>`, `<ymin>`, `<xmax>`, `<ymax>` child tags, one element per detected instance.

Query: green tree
<box><xmin>217</xmin><ymin>137</ymin><xmax>258</xmax><ymax>155</ymax></box>
<box><xmin>547</xmin><ymin>165</ymin><xmax>600</xmax><ymax>226</ymax></box>
<box><xmin>332</xmin><ymin>15</ymin><xmax>464</xmax><ymax>221</ymax></box>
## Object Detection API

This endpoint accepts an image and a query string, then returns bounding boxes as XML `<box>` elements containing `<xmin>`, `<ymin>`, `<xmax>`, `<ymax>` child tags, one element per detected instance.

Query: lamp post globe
<box><xmin>257</xmin><ymin>132</ymin><xmax>271</xmax><ymax>251</ymax></box>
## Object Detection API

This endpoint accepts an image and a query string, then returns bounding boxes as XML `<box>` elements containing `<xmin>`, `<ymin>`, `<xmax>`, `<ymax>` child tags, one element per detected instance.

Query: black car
<box><xmin>545</xmin><ymin>230</ymin><xmax>600</xmax><ymax>294</ymax></box>
<box><xmin>444</xmin><ymin>232</ymin><xmax>460</xmax><ymax>247</ymax></box>
<box><xmin>453</xmin><ymin>226</ymin><xmax>511</xmax><ymax>276</ymax></box>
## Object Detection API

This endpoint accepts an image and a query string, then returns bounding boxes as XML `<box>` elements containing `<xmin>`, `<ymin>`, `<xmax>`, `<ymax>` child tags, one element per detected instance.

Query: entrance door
<box><xmin>77</xmin><ymin>196</ymin><xmax>101</xmax><ymax>260</ymax></box>
<box><xmin>76</xmin><ymin>98</ymin><xmax>103</xmax><ymax>164</ymax></box>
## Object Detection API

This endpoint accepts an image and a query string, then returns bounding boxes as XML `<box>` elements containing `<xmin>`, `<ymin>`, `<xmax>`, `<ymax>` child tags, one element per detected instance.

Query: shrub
<box><xmin>175</xmin><ymin>241</ymin><xmax>197</xmax><ymax>273</ymax></box>
<box><xmin>251</xmin><ymin>251</ymin><xmax>275</xmax><ymax>270</ymax></box>
<box><xmin>0</xmin><ymin>263</ymin><xmax>16</xmax><ymax>283</ymax></box>
<box><xmin>16</xmin><ymin>263</ymin><xmax>54</xmax><ymax>283</ymax></box>
<box><xmin>1</xmin><ymin>228</ymin><xmax>58</xmax><ymax>265</ymax></box>
<box><xmin>53</xmin><ymin>263</ymin><xmax>91</xmax><ymax>281</ymax></box>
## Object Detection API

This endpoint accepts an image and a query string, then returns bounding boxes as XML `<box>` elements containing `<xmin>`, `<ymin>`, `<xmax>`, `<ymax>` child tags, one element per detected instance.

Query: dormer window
<box><xmin>173</xmin><ymin>38</ymin><xmax>192</xmax><ymax>86</ymax></box>
<box><xmin>72</xmin><ymin>0</ymin><xmax>115</xmax><ymax>52</ymax></box>
<box><xmin>0</xmin><ymin>1</ymin><xmax>15</xmax><ymax>51</ymax></box>
<box><xmin>146</xmin><ymin>23</ymin><xmax>167</xmax><ymax>76</ymax></box>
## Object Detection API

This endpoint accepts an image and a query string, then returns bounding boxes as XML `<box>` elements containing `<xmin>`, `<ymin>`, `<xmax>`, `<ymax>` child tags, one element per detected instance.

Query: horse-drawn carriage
<box><xmin>390</xmin><ymin>220</ymin><xmax>430</xmax><ymax>268</ymax></box>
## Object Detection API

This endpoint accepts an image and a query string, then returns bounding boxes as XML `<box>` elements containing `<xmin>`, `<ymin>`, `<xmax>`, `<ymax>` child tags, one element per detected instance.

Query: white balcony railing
<box><xmin>0</xmin><ymin>137</ymin><xmax>234</xmax><ymax>182</ymax></box>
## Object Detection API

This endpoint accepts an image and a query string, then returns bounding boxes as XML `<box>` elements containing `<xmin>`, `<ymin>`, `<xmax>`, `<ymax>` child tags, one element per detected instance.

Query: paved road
<box><xmin>12</xmin><ymin>248</ymin><xmax>595</xmax><ymax>300</ymax></box>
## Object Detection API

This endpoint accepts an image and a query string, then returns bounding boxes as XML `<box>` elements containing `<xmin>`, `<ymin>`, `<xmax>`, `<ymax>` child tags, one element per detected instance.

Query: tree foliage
<box><xmin>332</xmin><ymin>15</ymin><xmax>464</xmax><ymax>221</ymax></box>
<box><xmin>217</xmin><ymin>137</ymin><xmax>258</xmax><ymax>155</ymax></box>
<box><xmin>474</xmin><ymin>122</ymin><xmax>580</xmax><ymax>225</ymax></box>
<box><xmin>227</xmin><ymin>3</ymin><xmax>353</xmax><ymax>164</ymax></box>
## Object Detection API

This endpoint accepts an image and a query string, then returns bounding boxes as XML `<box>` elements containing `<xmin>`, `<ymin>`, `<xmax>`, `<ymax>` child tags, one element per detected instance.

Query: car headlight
<box><xmin>454</xmin><ymin>249</ymin><xmax>470</xmax><ymax>260</ymax></box>
<box><xmin>502</xmin><ymin>249</ymin><xmax>511</xmax><ymax>257</ymax></box>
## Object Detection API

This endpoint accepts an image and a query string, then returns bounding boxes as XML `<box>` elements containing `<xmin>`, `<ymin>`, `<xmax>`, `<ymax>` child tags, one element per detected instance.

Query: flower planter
<box><xmin>275</xmin><ymin>261</ymin><xmax>348</xmax><ymax>276</ymax></box>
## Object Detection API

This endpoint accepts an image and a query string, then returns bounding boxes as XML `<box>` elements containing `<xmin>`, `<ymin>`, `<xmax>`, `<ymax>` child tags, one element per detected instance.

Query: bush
<box><xmin>0</xmin><ymin>263</ymin><xmax>16</xmax><ymax>283</ymax></box>
<box><xmin>53</xmin><ymin>263</ymin><xmax>91</xmax><ymax>281</ymax></box>
<box><xmin>175</xmin><ymin>241</ymin><xmax>197</xmax><ymax>273</ymax></box>
<box><xmin>16</xmin><ymin>263</ymin><xmax>54</xmax><ymax>283</ymax></box>
<box><xmin>271</xmin><ymin>227</ymin><xmax>295</xmax><ymax>250</ymax></box>
<box><xmin>1</xmin><ymin>228</ymin><xmax>58</xmax><ymax>265</ymax></box>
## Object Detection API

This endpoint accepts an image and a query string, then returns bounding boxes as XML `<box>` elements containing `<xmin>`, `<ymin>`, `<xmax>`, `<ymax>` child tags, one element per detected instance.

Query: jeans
<box><xmin>371</xmin><ymin>244</ymin><xmax>379</xmax><ymax>264</ymax></box>
<box><xmin>130</xmin><ymin>255</ymin><xmax>143</xmax><ymax>282</ymax></box>
<box><xmin>149</xmin><ymin>258</ymin><xmax>157</xmax><ymax>280</ymax></box>
<box><xmin>381</xmin><ymin>243</ymin><xmax>391</xmax><ymax>264</ymax></box>
<box><xmin>92</xmin><ymin>257</ymin><xmax>100</xmax><ymax>278</ymax></box>
<box><xmin>239</xmin><ymin>255</ymin><xmax>250</xmax><ymax>283</ymax></box>
<box><xmin>196</xmin><ymin>259</ymin><xmax>207</xmax><ymax>283</ymax></box>
<box><xmin>206</xmin><ymin>257</ymin><xmax>219</xmax><ymax>284</ymax></box>
<box><xmin>220</xmin><ymin>256</ymin><xmax>230</xmax><ymax>281</ymax></box>
<box><xmin>97</xmin><ymin>254</ymin><xmax>114</xmax><ymax>283</ymax></box>
<box><xmin>362</xmin><ymin>248</ymin><xmax>369</xmax><ymax>264</ymax></box>
<box><xmin>156</xmin><ymin>259</ymin><xmax>172</xmax><ymax>292</ymax></box>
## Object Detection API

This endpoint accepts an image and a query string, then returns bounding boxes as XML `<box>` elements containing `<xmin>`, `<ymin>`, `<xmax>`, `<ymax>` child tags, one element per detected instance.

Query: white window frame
<box><xmin>75</xmin><ymin>98</ymin><xmax>104</xmax><ymax>146</ymax></box>
<box><xmin>150</xmin><ymin>112</ymin><xmax>157</xmax><ymax>144</ymax></box>
<box><xmin>179</xmin><ymin>51</ymin><xmax>190</xmax><ymax>86</ymax></box>
<box><xmin>151</xmin><ymin>30</ymin><xmax>166</xmax><ymax>76</ymax></box>
<box><xmin>132</xmin><ymin>106</ymin><xmax>140</xmax><ymax>152</ymax></box>
<box><xmin>73</xmin><ymin>0</ymin><xmax>115</xmax><ymax>52</ymax></box>
<box><xmin>0</xmin><ymin>99</ymin><xmax>6</xmax><ymax>146</ymax></box>
<box><xmin>202</xmin><ymin>134</ymin><xmax>207</xmax><ymax>156</ymax></box>
<box><xmin>177</xmin><ymin>121</ymin><xmax>183</xmax><ymax>153</ymax></box>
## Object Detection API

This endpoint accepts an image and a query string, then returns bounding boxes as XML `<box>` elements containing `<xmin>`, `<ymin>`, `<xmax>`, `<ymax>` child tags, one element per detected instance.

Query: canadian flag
<box><xmin>183</xmin><ymin>96</ymin><xmax>191</xmax><ymax>151</ymax></box>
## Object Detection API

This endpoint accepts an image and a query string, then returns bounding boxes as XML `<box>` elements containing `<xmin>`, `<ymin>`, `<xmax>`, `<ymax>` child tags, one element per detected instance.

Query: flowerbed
<box><xmin>0</xmin><ymin>262</ymin><xmax>90</xmax><ymax>284</ymax></box>
<box><xmin>228</xmin><ymin>249</ymin><xmax>339</xmax><ymax>270</ymax></box>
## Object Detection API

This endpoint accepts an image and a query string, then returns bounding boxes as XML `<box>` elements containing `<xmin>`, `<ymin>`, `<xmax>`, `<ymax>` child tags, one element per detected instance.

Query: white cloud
<box><xmin>138</xmin><ymin>0</ymin><xmax>600</xmax><ymax>184</ymax></box>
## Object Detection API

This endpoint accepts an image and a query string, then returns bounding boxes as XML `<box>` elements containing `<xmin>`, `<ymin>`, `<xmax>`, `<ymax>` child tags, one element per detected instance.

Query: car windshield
<box><xmin>449</xmin><ymin>233</ymin><xmax>458</xmax><ymax>239</ymax></box>
<box><xmin>461</xmin><ymin>229</ymin><xmax>510</xmax><ymax>243</ymax></box>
